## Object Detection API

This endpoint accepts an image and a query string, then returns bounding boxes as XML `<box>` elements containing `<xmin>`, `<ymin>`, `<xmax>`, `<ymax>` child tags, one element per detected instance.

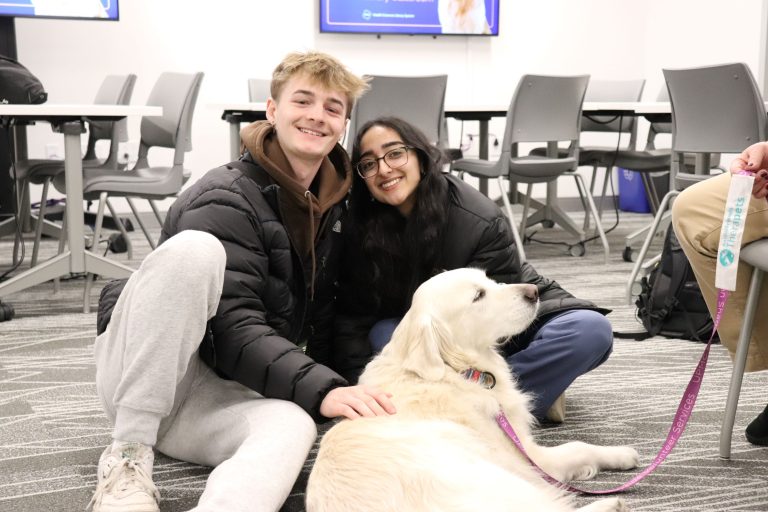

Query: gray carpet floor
<box><xmin>1</xmin><ymin>206</ymin><xmax>767</xmax><ymax>511</ymax></box>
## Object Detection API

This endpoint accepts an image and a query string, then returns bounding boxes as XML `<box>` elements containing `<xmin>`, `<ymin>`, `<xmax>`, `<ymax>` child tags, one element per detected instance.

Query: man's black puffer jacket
<box><xmin>332</xmin><ymin>174</ymin><xmax>609</xmax><ymax>383</ymax></box>
<box><xmin>98</xmin><ymin>155</ymin><xmax>348</xmax><ymax>422</ymax></box>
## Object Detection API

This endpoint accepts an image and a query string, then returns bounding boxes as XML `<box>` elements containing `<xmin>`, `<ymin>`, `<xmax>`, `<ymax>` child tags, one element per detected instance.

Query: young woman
<box><xmin>332</xmin><ymin>116</ymin><xmax>614</xmax><ymax>420</ymax></box>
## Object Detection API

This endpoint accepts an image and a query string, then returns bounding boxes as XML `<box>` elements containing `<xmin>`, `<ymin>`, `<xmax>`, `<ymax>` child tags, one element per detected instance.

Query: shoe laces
<box><xmin>86</xmin><ymin>449</ymin><xmax>160</xmax><ymax>511</ymax></box>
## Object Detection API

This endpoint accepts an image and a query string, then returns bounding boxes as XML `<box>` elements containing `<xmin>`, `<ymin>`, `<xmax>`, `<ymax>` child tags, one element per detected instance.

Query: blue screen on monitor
<box><xmin>0</xmin><ymin>0</ymin><xmax>118</xmax><ymax>21</ymax></box>
<box><xmin>320</xmin><ymin>0</ymin><xmax>499</xmax><ymax>36</ymax></box>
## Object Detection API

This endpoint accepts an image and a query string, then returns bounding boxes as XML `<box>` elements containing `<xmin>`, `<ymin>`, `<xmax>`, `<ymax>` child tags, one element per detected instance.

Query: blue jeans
<box><xmin>368</xmin><ymin>309</ymin><xmax>613</xmax><ymax>419</ymax></box>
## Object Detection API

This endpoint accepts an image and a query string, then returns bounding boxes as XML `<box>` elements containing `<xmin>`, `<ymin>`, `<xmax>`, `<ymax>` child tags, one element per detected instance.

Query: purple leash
<box><xmin>497</xmin><ymin>288</ymin><xmax>728</xmax><ymax>495</ymax></box>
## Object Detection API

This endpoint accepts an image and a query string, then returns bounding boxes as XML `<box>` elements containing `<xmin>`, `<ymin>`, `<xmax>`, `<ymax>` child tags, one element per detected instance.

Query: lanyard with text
<box><xmin>497</xmin><ymin>171</ymin><xmax>755</xmax><ymax>495</ymax></box>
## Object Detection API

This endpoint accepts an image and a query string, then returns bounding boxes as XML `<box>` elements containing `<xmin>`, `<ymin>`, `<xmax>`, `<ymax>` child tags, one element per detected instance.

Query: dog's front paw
<box><xmin>608</xmin><ymin>447</ymin><xmax>640</xmax><ymax>471</ymax></box>
<box><xmin>605</xmin><ymin>497</ymin><xmax>630</xmax><ymax>512</ymax></box>
<box><xmin>571</xmin><ymin>446</ymin><xmax>639</xmax><ymax>481</ymax></box>
<box><xmin>571</xmin><ymin>464</ymin><xmax>599</xmax><ymax>481</ymax></box>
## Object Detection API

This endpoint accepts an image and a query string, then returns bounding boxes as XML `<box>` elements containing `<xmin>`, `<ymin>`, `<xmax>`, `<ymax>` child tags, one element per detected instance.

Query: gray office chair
<box><xmin>531</xmin><ymin>79</ymin><xmax>646</xmax><ymax>226</ymax></box>
<box><xmin>626</xmin><ymin>62</ymin><xmax>767</xmax><ymax>304</ymax></box>
<box><xmin>11</xmin><ymin>74</ymin><xmax>136</xmax><ymax>266</ymax></box>
<box><xmin>451</xmin><ymin>74</ymin><xmax>609</xmax><ymax>264</ymax></box>
<box><xmin>667</xmin><ymin>63</ymin><xmax>765</xmax><ymax>189</ymax></box>
<box><xmin>53</xmin><ymin>72</ymin><xmax>204</xmax><ymax>311</ymax></box>
<box><xmin>66</xmin><ymin>71</ymin><xmax>203</xmax><ymax>249</ymax></box>
<box><xmin>247</xmin><ymin>78</ymin><xmax>271</xmax><ymax>102</ymax></box>
<box><xmin>620</xmin><ymin>86</ymin><xmax>727</xmax><ymax>262</ymax></box>
<box><xmin>720</xmin><ymin>239</ymin><xmax>768</xmax><ymax>459</ymax></box>
<box><xmin>647</xmin><ymin>86</ymin><xmax>723</xmax><ymax>173</ymax></box>
<box><xmin>347</xmin><ymin>75</ymin><xmax>448</xmax><ymax>149</ymax></box>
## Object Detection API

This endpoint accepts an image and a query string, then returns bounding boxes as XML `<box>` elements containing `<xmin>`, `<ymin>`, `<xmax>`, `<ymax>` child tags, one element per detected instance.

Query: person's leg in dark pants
<box><xmin>369</xmin><ymin>318</ymin><xmax>401</xmax><ymax>354</ymax></box>
<box><xmin>368</xmin><ymin>310</ymin><xmax>613</xmax><ymax>422</ymax></box>
<box><xmin>506</xmin><ymin>310</ymin><xmax>613</xmax><ymax>420</ymax></box>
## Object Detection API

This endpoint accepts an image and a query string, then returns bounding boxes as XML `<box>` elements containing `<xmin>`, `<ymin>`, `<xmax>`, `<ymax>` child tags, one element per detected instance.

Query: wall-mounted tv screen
<box><xmin>0</xmin><ymin>0</ymin><xmax>118</xmax><ymax>21</ymax></box>
<box><xmin>320</xmin><ymin>0</ymin><xmax>499</xmax><ymax>36</ymax></box>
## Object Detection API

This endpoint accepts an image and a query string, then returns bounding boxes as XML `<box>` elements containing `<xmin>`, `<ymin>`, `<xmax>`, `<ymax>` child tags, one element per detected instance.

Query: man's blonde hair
<box><xmin>271</xmin><ymin>51</ymin><xmax>369</xmax><ymax>118</ymax></box>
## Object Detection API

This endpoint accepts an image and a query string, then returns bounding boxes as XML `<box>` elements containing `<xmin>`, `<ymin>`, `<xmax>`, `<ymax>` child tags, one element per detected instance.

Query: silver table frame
<box><xmin>0</xmin><ymin>104</ymin><xmax>161</xmax><ymax>298</ymax></box>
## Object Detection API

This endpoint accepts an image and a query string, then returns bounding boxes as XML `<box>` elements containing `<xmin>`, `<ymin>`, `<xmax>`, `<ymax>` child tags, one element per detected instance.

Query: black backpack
<box><xmin>0</xmin><ymin>54</ymin><xmax>47</xmax><ymax>104</ymax></box>
<box><xmin>631</xmin><ymin>225</ymin><xmax>716</xmax><ymax>342</ymax></box>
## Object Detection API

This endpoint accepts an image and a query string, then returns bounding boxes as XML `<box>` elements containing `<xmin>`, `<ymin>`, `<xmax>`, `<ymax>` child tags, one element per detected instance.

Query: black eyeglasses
<box><xmin>355</xmin><ymin>146</ymin><xmax>413</xmax><ymax>179</ymax></box>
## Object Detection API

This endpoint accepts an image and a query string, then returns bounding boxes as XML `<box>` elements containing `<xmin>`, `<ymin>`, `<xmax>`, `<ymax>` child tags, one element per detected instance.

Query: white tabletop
<box><xmin>0</xmin><ymin>104</ymin><xmax>162</xmax><ymax>117</ymax></box>
<box><xmin>211</xmin><ymin>101</ymin><xmax>675</xmax><ymax>116</ymax></box>
<box><xmin>444</xmin><ymin>102</ymin><xmax>673</xmax><ymax>115</ymax></box>
<box><xmin>585</xmin><ymin>101</ymin><xmax>671</xmax><ymax>114</ymax></box>
<box><xmin>210</xmin><ymin>102</ymin><xmax>267</xmax><ymax>112</ymax></box>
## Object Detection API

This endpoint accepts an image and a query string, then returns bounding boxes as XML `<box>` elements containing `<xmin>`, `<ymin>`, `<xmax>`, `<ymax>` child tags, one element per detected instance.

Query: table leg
<box><xmin>0</xmin><ymin>121</ymin><xmax>134</xmax><ymax>299</ymax></box>
<box><xmin>478</xmin><ymin>119</ymin><xmax>489</xmax><ymax>195</ymax></box>
<box><xmin>65</xmin><ymin>123</ymin><xmax>132</xmax><ymax>280</ymax></box>
<box><xmin>61</xmin><ymin>122</ymin><xmax>86</xmax><ymax>273</ymax></box>
<box><xmin>229</xmin><ymin>117</ymin><xmax>241</xmax><ymax>161</ymax></box>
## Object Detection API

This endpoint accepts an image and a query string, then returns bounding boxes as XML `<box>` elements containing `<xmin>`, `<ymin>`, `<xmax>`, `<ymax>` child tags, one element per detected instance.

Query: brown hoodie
<box><xmin>240</xmin><ymin>121</ymin><xmax>352</xmax><ymax>296</ymax></box>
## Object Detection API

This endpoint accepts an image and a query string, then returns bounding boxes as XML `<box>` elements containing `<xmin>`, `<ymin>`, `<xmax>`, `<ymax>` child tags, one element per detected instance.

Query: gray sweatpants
<box><xmin>94</xmin><ymin>230</ymin><xmax>317</xmax><ymax>512</ymax></box>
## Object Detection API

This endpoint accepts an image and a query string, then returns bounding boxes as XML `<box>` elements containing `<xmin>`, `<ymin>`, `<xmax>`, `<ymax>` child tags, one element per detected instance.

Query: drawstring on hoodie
<box><xmin>304</xmin><ymin>190</ymin><xmax>318</xmax><ymax>300</ymax></box>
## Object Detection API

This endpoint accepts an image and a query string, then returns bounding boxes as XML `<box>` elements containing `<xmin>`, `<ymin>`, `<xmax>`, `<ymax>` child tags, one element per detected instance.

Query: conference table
<box><xmin>213</xmin><ymin>101</ymin><xmax>672</xmax><ymax>235</ymax></box>
<box><xmin>208</xmin><ymin>101</ymin><xmax>672</xmax><ymax>259</ymax></box>
<box><xmin>447</xmin><ymin>101</ymin><xmax>673</xmax><ymax>159</ymax></box>
<box><xmin>0</xmin><ymin>104</ymin><xmax>161</xmax><ymax>299</ymax></box>
<box><xmin>211</xmin><ymin>100</ymin><xmax>673</xmax><ymax>264</ymax></box>
<box><xmin>213</xmin><ymin>101</ymin><xmax>674</xmax><ymax>162</ymax></box>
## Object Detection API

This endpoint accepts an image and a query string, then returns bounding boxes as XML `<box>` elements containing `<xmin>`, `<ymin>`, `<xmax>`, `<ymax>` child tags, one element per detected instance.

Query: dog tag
<box><xmin>460</xmin><ymin>368</ymin><xmax>496</xmax><ymax>389</ymax></box>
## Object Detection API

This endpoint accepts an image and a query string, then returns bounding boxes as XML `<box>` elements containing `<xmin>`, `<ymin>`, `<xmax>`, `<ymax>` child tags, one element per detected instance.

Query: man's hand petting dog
<box><xmin>320</xmin><ymin>385</ymin><xmax>397</xmax><ymax>419</ymax></box>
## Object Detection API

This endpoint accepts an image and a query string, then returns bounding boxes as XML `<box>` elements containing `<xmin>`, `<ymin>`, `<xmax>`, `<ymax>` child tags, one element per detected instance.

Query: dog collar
<box><xmin>460</xmin><ymin>368</ymin><xmax>496</xmax><ymax>389</ymax></box>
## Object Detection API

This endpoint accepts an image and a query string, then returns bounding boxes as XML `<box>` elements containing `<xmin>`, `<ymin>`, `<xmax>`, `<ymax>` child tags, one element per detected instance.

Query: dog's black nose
<box><xmin>523</xmin><ymin>284</ymin><xmax>538</xmax><ymax>303</ymax></box>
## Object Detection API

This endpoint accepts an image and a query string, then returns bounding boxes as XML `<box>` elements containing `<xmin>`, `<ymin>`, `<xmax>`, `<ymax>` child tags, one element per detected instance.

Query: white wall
<box><xmin>14</xmin><ymin>0</ymin><xmax>767</xmax><ymax>211</ymax></box>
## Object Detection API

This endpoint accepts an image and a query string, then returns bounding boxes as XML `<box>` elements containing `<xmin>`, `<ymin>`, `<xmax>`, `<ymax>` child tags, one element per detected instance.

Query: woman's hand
<box><xmin>730</xmin><ymin>141</ymin><xmax>768</xmax><ymax>199</ymax></box>
<box><xmin>319</xmin><ymin>385</ymin><xmax>397</xmax><ymax>420</ymax></box>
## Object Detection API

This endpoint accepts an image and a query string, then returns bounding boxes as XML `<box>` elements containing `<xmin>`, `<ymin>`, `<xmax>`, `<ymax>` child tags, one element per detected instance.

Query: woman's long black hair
<box><xmin>348</xmin><ymin>117</ymin><xmax>450</xmax><ymax>311</ymax></box>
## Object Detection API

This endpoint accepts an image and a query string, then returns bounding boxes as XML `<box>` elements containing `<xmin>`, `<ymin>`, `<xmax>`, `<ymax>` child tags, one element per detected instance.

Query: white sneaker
<box><xmin>88</xmin><ymin>442</ymin><xmax>160</xmax><ymax>512</ymax></box>
<box><xmin>545</xmin><ymin>393</ymin><xmax>566</xmax><ymax>423</ymax></box>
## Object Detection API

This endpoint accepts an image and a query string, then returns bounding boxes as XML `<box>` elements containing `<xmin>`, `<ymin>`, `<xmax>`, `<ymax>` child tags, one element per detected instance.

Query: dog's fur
<box><xmin>307</xmin><ymin>269</ymin><xmax>639</xmax><ymax>512</ymax></box>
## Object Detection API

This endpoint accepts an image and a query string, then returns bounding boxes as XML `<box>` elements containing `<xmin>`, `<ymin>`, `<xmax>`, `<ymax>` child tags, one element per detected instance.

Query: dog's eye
<box><xmin>473</xmin><ymin>289</ymin><xmax>486</xmax><ymax>302</ymax></box>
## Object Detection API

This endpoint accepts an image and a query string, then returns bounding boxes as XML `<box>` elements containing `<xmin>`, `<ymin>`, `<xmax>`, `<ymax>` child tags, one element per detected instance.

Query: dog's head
<box><xmin>384</xmin><ymin>268</ymin><xmax>539</xmax><ymax>381</ymax></box>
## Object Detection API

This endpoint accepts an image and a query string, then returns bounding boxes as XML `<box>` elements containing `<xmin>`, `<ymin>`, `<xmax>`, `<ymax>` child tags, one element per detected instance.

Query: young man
<box><xmin>88</xmin><ymin>51</ymin><xmax>396</xmax><ymax>512</ymax></box>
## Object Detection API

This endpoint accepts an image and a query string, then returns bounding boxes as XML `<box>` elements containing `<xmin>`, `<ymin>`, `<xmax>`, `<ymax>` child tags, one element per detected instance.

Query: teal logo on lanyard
<box><xmin>719</xmin><ymin>249</ymin><xmax>735</xmax><ymax>267</ymax></box>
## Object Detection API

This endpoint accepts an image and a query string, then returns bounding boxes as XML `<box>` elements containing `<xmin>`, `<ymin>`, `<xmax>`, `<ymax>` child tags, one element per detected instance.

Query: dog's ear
<box><xmin>390</xmin><ymin>310</ymin><xmax>448</xmax><ymax>381</ymax></box>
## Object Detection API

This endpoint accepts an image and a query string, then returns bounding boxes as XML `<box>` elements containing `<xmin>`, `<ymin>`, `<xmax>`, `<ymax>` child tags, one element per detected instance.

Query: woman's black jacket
<box><xmin>331</xmin><ymin>174</ymin><xmax>608</xmax><ymax>383</ymax></box>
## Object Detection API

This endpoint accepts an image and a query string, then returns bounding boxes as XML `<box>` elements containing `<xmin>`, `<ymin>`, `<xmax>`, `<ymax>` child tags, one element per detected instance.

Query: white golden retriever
<box><xmin>307</xmin><ymin>268</ymin><xmax>639</xmax><ymax>512</ymax></box>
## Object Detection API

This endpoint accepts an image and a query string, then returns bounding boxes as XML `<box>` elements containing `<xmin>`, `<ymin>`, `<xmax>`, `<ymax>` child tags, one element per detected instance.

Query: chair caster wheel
<box><xmin>542</xmin><ymin>220</ymin><xmax>555</xmax><ymax>228</ymax></box>
<box><xmin>0</xmin><ymin>300</ymin><xmax>14</xmax><ymax>322</ymax></box>
<box><xmin>622</xmin><ymin>246</ymin><xmax>634</xmax><ymax>262</ymax></box>
<box><xmin>569</xmin><ymin>243</ymin><xmax>586</xmax><ymax>257</ymax></box>
<box><xmin>108</xmin><ymin>233</ymin><xmax>128</xmax><ymax>254</ymax></box>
